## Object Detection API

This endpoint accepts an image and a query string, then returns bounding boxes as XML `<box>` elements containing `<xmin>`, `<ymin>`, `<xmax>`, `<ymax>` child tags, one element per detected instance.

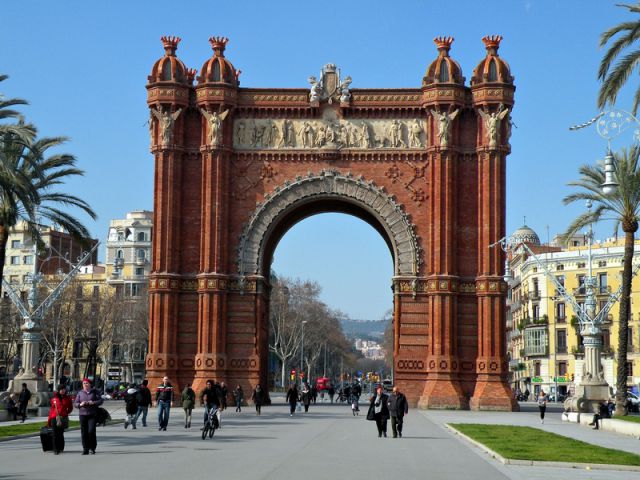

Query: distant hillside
<box><xmin>341</xmin><ymin>319</ymin><xmax>389</xmax><ymax>340</ymax></box>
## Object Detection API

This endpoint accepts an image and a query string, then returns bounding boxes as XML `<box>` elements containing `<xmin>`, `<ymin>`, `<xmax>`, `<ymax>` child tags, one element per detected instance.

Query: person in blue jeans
<box><xmin>155</xmin><ymin>376</ymin><xmax>174</xmax><ymax>431</ymax></box>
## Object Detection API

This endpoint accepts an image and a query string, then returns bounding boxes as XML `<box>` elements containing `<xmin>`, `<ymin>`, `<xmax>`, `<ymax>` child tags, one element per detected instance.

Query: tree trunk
<box><xmin>0</xmin><ymin>224</ymin><xmax>10</xmax><ymax>292</ymax></box>
<box><xmin>615</xmin><ymin>228</ymin><xmax>634</xmax><ymax>416</ymax></box>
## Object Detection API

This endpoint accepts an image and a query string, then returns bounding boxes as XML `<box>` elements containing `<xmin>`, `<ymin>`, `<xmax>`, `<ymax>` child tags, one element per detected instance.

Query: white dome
<box><xmin>509</xmin><ymin>225</ymin><xmax>540</xmax><ymax>246</ymax></box>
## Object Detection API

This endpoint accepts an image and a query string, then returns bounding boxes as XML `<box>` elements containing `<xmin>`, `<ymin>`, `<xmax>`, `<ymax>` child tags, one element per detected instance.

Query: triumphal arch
<box><xmin>145</xmin><ymin>34</ymin><xmax>517</xmax><ymax>409</ymax></box>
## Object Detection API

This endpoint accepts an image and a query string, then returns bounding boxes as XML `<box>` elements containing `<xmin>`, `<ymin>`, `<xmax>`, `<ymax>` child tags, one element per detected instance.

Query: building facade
<box><xmin>507</xmin><ymin>225</ymin><xmax>640</xmax><ymax>399</ymax></box>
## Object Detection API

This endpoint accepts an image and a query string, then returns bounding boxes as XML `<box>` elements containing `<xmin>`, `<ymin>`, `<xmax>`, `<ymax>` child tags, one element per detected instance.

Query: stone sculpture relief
<box><xmin>479</xmin><ymin>104</ymin><xmax>509</xmax><ymax>149</ymax></box>
<box><xmin>233</xmin><ymin>118</ymin><xmax>426</xmax><ymax>150</ymax></box>
<box><xmin>308</xmin><ymin>64</ymin><xmax>352</xmax><ymax>105</ymax></box>
<box><xmin>430</xmin><ymin>109</ymin><xmax>459</xmax><ymax>148</ymax></box>
<box><xmin>151</xmin><ymin>105</ymin><xmax>182</xmax><ymax>146</ymax></box>
<box><xmin>200</xmin><ymin>109</ymin><xmax>229</xmax><ymax>147</ymax></box>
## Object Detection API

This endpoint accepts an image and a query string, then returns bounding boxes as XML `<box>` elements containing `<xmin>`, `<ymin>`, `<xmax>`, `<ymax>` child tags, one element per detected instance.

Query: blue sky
<box><xmin>1</xmin><ymin>1</ymin><xmax>635</xmax><ymax>319</ymax></box>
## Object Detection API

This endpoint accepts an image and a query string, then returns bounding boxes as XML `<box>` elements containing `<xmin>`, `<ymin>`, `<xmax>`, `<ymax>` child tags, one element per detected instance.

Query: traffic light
<box><xmin>571</xmin><ymin>374</ymin><xmax>574</xmax><ymax>382</ymax></box>
<box><xmin>290</xmin><ymin>369</ymin><xmax>296</xmax><ymax>381</ymax></box>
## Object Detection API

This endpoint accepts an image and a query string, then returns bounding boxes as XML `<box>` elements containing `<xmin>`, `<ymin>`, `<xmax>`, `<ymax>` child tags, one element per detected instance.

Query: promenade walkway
<box><xmin>0</xmin><ymin>400</ymin><xmax>637</xmax><ymax>480</ymax></box>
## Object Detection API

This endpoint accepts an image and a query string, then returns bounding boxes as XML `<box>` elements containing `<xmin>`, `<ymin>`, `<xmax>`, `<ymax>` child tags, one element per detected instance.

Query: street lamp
<box><xmin>300</xmin><ymin>320</ymin><xmax>307</xmax><ymax>388</ymax></box>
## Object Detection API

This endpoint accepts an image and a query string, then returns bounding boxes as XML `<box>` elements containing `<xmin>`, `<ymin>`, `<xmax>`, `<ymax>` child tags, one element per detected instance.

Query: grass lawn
<box><xmin>0</xmin><ymin>421</ymin><xmax>80</xmax><ymax>439</ymax></box>
<box><xmin>614</xmin><ymin>415</ymin><xmax>640</xmax><ymax>424</ymax></box>
<box><xmin>449</xmin><ymin>423</ymin><xmax>640</xmax><ymax>466</ymax></box>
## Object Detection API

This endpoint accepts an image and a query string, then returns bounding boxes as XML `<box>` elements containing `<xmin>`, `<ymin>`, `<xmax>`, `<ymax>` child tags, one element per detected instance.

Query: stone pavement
<box><xmin>0</xmin><ymin>400</ymin><xmax>637</xmax><ymax>480</ymax></box>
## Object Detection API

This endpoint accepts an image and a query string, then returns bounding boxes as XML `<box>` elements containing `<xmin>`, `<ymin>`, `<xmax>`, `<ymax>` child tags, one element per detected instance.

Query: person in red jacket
<box><xmin>47</xmin><ymin>384</ymin><xmax>73</xmax><ymax>455</ymax></box>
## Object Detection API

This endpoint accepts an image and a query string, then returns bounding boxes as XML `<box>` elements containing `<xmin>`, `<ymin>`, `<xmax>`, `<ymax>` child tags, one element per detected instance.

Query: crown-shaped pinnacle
<box><xmin>482</xmin><ymin>35</ymin><xmax>502</xmax><ymax>54</ymax></box>
<box><xmin>209</xmin><ymin>36</ymin><xmax>229</xmax><ymax>57</ymax></box>
<box><xmin>434</xmin><ymin>36</ymin><xmax>454</xmax><ymax>56</ymax></box>
<box><xmin>186</xmin><ymin>68</ymin><xmax>197</xmax><ymax>84</ymax></box>
<box><xmin>161</xmin><ymin>36</ymin><xmax>181</xmax><ymax>56</ymax></box>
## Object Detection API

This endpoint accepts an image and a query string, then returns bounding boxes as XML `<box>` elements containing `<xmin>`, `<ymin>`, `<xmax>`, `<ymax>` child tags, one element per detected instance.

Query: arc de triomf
<box><xmin>145</xmin><ymin>34</ymin><xmax>517</xmax><ymax>410</ymax></box>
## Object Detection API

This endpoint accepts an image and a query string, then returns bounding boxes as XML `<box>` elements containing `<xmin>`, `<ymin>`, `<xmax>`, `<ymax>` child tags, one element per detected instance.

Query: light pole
<box><xmin>300</xmin><ymin>320</ymin><xmax>307</xmax><ymax>388</ymax></box>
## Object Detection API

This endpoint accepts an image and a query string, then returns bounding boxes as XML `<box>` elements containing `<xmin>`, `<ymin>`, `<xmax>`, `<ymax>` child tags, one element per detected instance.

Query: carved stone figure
<box><xmin>361</xmin><ymin>122</ymin><xmax>372</xmax><ymax>148</ymax></box>
<box><xmin>409</xmin><ymin>119</ymin><xmax>425</xmax><ymax>148</ymax></box>
<box><xmin>388</xmin><ymin>120</ymin><xmax>406</xmax><ymax>148</ymax></box>
<box><xmin>200</xmin><ymin>109</ymin><xmax>229</xmax><ymax>147</ymax></box>
<box><xmin>266</xmin><ymin>121</ymin><xmax>279</xmax><ymax>147</ymax></box>
<box><xmin>300</xmin><ymin>121</ymin><xmax>314</xmax><ymax>148</ymax></box>
<box><xmin>308</xmin><ymin>76</ymin><xmax>322</xmax><ymax>103</ymax></box>
<box><xmin>339</xmin><ymin>75</ymin><xmax>352</xmax><ymax>104</ymax></box>
<box><xmin>247</xmin><ymin>121</ymin><xmax>256</xmax><ymax>147</ymax></box>
<box><xmin>479</xmin><ymin>105</ymin><xmax>509</xmax><ymax>148</ymax></box>
<box><xmin>254</xmin><ymin>124</ymin><xmax>266</xmax><ymax>148</ymax></box>
<box><xmin>326</xmin><ymin>122</ymin><xmax>337</xmax><ymax>145</ymax></box>
<box><xmin>235</xmin><ymin>121</ymin><xmax>246</xmax><ymax>145</ymax></box>
<box><xmin>430</xmin><ymin>109</ymin><xmax>459</xmax><ymax>147</ymax></box>
<box><xmin>315</xmin><ymin>125</ymin><xmax>327</xmax><ymax>147</ymax></box>
<box><xmin>279</xmin><ymin>119</ymin><xmax>295</xmax><ymax>148</ymax></box>
<box><xmin>152</xmin><ymin>105</ymin><xmax>182</xmax><ymax>146</ymax></box>
<box><xmin>148</xmin><ymin>110</ymin><xmax>155</xmax><ymax>144</ymax></box>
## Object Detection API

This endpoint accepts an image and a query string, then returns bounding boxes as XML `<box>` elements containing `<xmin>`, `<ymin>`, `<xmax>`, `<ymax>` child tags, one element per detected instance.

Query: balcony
<box><xmin>530</xmin><ymin>290</ymin><xmax>541</xmax><ymax>301</ymax></box>
<box><xmin>556</xmin><ymin>346</ymin><xmax>567</xmax><ymax>354</ymax></box>
<box><xmin>135</xmin><ymin>258</ymin><xmax>147</xmax><ymax>266</ymax></box>
<box><xmin>573</xmin><ymin>287</ymin><xmax>587</xmax><ymax>296</ymax></box>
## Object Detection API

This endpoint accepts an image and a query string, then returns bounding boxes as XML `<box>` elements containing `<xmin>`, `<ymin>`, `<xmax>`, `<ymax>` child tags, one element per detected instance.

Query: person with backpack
<box><xmin>133</xmin><ymin>379</ymin><xmax>152</xmax><ymax>427</ymax></box>
<box><xmin>124</xmin><ymin>384</ymin><xmax>139</xmax><ymax>429</ymax></box>
<box><xmin>181</xmin><ymin>384</ymin><xmax>195</xmax><ymax>428</ymax></box>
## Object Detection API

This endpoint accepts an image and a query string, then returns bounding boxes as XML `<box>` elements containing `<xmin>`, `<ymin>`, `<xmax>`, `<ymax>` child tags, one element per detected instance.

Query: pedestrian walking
<box><xmin>133</xmin><ymin>379</ymin><xmax>152</xmax><ymax>427</ymax></box>
<box><xmin>181</xmin><ymin>384</ymin><xmax>195</xmax><ymax>428</ymax></box>
<box><xmin>155</xmin><ymin>376</ymin><xmax>174</xmax><ymax>431</ymax></box>
<box><xmin>233</xmin><ymin>385</ymin><xmax>244</xmax><ymax>412</ymax></box>
<box><xmin>367</xmin><ymin>385</ymin><xmax>389</xmax><ymax>437</ymax></box>
<box><xmin>252</xmin><ymin>384</ymin><xmax>265</xmax><ymax>415</ymax></box>
<box><xmin>537</xmin><ymin>389</ymin><xmax>547</xmax><ymax>424</ymax></box>
<box><xmin>286</xmin><ymin>384</ymin><xmax>299</xmax><ymax>416</ymax></box>
<box><xmin>301</xmin><ymin>383</ymin><xmax>311</xmax><ymax>413</ymax></box>
<box><xmin>387</xmin><ymin>386</ymin><xmax>408</xmax><ymax>438</ymax></box>
<box><xmin>220</xmin><ymin>382</ymin><xmax>228</xmax><ymax>410</ymax></box>
<box><xmin>74</xmin><ymin>378</ymin><xmax>103</xmax><ymax>455</ymax></box>
<box><xmin>201</xmin><ymin>380</ymin><xmax>221</xmax><ymax>428</ymax></box>
<box><xmin>328</xmin><ymin>385</ymin><xmax>335</xmax><ymax>404</ymax></box>
<box><xmin>124</xmin><ymin>385</ymin><xmax>139</xmax><ymax>429</ymax></box>
<box><xmin>47</xmin><ymin>384</ymin><xmax>73</xmax><ymax>455</ymax></box>
<box><xmin>17</xmin><ymin>383</ymin><xmax>31</xmax><ymax>423</ymax></box>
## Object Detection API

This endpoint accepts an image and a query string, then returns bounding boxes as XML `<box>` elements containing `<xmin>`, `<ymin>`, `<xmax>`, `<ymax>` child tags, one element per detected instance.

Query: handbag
<box><xmin>366</xmin><ymin>403</ymin><xmax>376</xmax><ymax>421</ymax></box>
<box><xmin>54</xmin><ymin>400</ymin><xmax>69</xmax><ymax>429</ymax></box>
<box><xmin>96</xmin><ymin>407</ymin><xmax>111</xmax><ymax>426</ymax></box>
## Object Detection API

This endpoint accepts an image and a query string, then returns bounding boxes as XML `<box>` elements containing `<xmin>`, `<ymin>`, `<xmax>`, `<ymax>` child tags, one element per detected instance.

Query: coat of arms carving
<box><xmin>308</xmin><ymin>64</ymin><xmax>352</xmax><ymax>105</ymax></box>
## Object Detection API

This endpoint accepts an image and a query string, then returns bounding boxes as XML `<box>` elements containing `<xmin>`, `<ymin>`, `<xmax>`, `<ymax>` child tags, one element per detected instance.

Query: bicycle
<box><xmin>201</xmin><ymin>405</ymin><xmax>219</xmax><ymax>440</ymax></box>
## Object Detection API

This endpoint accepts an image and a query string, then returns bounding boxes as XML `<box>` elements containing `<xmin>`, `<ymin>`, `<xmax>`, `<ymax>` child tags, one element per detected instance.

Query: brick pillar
<box><xmin>470</xmin><ymin>147</ymin><xmax>517</xmax><ymax>411</ymax></box>
<box><xmin>194</xmin><ymin>145</ymin><xmax>230</xmax><ymax>392</ymax></box>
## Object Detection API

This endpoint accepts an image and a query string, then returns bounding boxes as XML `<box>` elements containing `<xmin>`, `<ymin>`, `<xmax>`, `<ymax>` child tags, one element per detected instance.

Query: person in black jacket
<box><xmin>251</xmin><ymin>384</ymin><xmax>265</xmax><ymax>415</ymax></box>
<box><xmin>134</xmin><ymin>379</ymin><xmax>152</xmax><ymax>427</ymax></box>
<box><xmin>201</xmin><ymin>380</ymin><xmax>220</xmax><ymax>428</ymax></box>
<box><xmin>368</xmin><ymin>385</ymin><xmax>390</xmax><ymax>437</ymax></box>
<box><xmin>286</xmin><ymin>384</ymin><xmax>299</xmax><ymax>416</ymax></box>
<box><xmin>124</xmin><ymin>385</ymin><xmax>139</xmax><ymax>429</ymax></box>
<box><xmin>155</xmin><ymin>376</ymin><xmax>174</xmax><ymax>431</ymax></box>
<box><xmin>18</xmin><ymin>383</ymin><xmax>31</xmax><ymax>423</ymax></box>
<box><xmin>387</xmin><ymin>386</ymin><xmax>409</xmax><ymax>438</ymax></box>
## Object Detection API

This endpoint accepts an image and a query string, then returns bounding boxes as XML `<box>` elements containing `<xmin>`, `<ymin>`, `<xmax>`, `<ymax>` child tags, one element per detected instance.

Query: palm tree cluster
<box><xmin>0</xmin><ymin>74</ymin><xmax>96</xmax><ymax>284</ymax></box>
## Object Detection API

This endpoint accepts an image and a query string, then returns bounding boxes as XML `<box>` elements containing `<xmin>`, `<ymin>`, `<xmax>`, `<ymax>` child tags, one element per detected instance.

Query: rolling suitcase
<box><xmin>40</xmin><ymin>426</ymin><xmax>53</xmax><ymax>452</ymax></box>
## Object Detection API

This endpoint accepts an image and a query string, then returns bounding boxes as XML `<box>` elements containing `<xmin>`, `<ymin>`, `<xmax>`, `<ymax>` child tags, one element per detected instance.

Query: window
<box><xmin>130</xmin><ymin>283</ymin><xmax>142</xmax><ymax>297</ymax></box>
<box><xmin>116</xmin><ymin>249</ymin><xmax>124</xmax><ymax>259</ymax></box>
<box><xmin>598</xmin><ymin>261</ymin><xmax>607</xmax><ymax>267</ymax></box>
<box><xmin>577</xmin><ymin>262</ymin><xmax>586</xmax><ymax>268</ymax></box>
<box><xmin>599</xmin><ymin>300</ymin><xmax>608</xmax><ymax>313</ymax></box>
<box><xmin>557</xmin><ymin>330</ymin><xmax>567</xmax><ymax>353</ymax></box>
<box><xmin>524</xmin><ymin>327</ymin><xmax>547</xmax><ymax>356</ymax></box>
<box><xmin>438</xmin><ymin>61</ymin><xmax>449</xmax><ymax>82</ymax></box>
<box><xmin>162</xmin><ymin>61</ymin><xmax>172</xmax><ymax>80</ymax></box>
<box><xmin>76</xmin><ymin>285</ymin><xmax>83</xmax><ymax>298</ymax></box>
<box><xmin>558</xmin><ymin>361</ymin><xmax>567</xmax><ymax>377</ymax></box>
<box><xmin>598</xmin><ymin>273</ymin><xmax>608</xmax><ymax>293</ymax></box>
<box><xmin>532</xmin><ymin>278</ymin><xmax>539</xmax><ymax>297</ymax></box>
<box><xmin>75</xmin><ymin>303</ymin><xmax>83</xmax><ymax>314</ymax></box>
<box><xmin>626</xmin><ymin>362</ymin><xmax>633</xmax><ymax>377</ymax></box>
<box><xmin>556</xmin><ymin>275</ymin><xmax>565</xmax><ymax>287</ymax></box>
<box><xmin>72</xmin><ymin>340</ymin><xmax>83</xmax><ymax>358</ymax></box>
<box><xmin>117</xmin><ymin>231</ymin><xmax>125</xmax><ymax>241</ymax></box>
<box><xmin>136</xmin><ymin>249</ymin><xmax>146</xmax><ymax>260</ymax></box>
<box><xmin>577</xmin><ymin>275</ymin><xmax>586</xmax><ymax>294</ymax></box>
<box><xmin>534</xmin><ymin>361</ymin><xmax>541</xmax><ymax>376</ymax></box>
<box><xmin>10</xmin><ymin>256</ymin><xmax>19</xmax><ymax>265</ymax></box>
<box><xmin>11</xmin><ymin>240</ymin><xmax>20</xmax><ymax>248</ymax></box>
<box><xmin>90</xmin><ymin>303</ymin><xmax>99</xmax><ymax>316</ymax></box>
<box><xmin>9</xmin><ymin>276</ymin><xmax>19</xmax><ymax>284</ymax></box>
<box><xmin>557</xmin><ymin>264</ymin><xmax>564</xmax><ymax>271</ymax></box>
<box><xmin>135</xmin><ymin>267</ymin><xmax>144</xmax><ymax>276</ymax></box>
<box><xmin>488</xmin><ymin>59</ymin><xmax>498</xmax><ymax>81</ymax></box>
<box><xmin>532</xmin><ymin>304</ymin><xmax>540</xmax><ymax>320</ymax></box>
<box><xmin>628</xmin><ymin>328</ymin><xmax>634</xmax><ymax>348</ymax></box>
<box><xmin>556</xmin><ymin>303</ymin><xmax>566</xmax><ymax>322</ymax></box>
<box><xmin>93</xmin><ymin>285</ymin><xmax>100</xmax><ymax>299</ymax></box>
<box><xmin>137</xmin><ymin>231</ymin><xmax>146</xmax><ymax>242</ymax></box>
<box><xmin>603</xmin><ymin>329</ymin><xmax>611</xmax><ymax>349</ymax></box>
<box><xmin>111</xmin><ymin>344</ymin><xmax>121</xmax><ymax>362</ymax></box>
<box><xmin>23</xmin><ymin>255</ymin><xmax>33</xmax><ymax>265</ymax></box>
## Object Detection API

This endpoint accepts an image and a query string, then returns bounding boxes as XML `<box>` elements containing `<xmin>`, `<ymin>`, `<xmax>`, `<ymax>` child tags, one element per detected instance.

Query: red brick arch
<box><xmin>145</xmin><ymin>36</ymin><xmax>517</xmax><ymax>410</ymax></box>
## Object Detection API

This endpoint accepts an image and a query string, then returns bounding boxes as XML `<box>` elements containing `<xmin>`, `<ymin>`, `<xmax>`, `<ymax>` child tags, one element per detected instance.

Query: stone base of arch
<box><xmin>470</xmin><ymin>374</ymin><xmax>520</xmax><ymax>411</ymax></box>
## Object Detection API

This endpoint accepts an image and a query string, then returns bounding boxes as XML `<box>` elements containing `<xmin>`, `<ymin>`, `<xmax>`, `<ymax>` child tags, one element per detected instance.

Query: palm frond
<box><xmin>598</xmin><ymin>48</ymin><xmax>640</xmax><ymax>111</ymax></box>
<box><xmin>599</xmin><ymin>21</ymin><xmax>640</xmax><ymax>78</ymax></box>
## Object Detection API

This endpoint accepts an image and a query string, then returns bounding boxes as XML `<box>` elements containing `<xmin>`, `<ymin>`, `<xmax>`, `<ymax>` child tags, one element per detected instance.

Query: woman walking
<box><xmin>286</xmin><ymin>384</ymin><xmax>299</xmax><ymax>416</ymax></box>
<box><xmin>367</xmin><ymin>385</ymin><xmax>390</xmax><ymax>437</ymax></box>
<box><xmin>233</xmin><ymin>385</ymin><xmax>244</xmax><ymax>412</ymax></box>
<box><xmin>252</xmin><ymin>384</ymin><xmax>264</xmax><ymax>415</ymax></box>
<box><xmin>47</xmin><ymin>384</ymin><xmax>73</xmax><ymax>455</ymax></box>
<box><xmin>301</xmin><ymin>383</ymin><xmax>311</xmax><ymax>413</ymax></box>
<box><xmin>181</xmin><ymin>384</ymin><xmax>195</xmax><ymax>428</ymax></box>
<box><xmin>537</xmin><ymin>389</ymin><xmax>548</xmax><ymax>424</ymax></box>
<box><xmin>74</xmin><ymin>378</ymin><xmax>103</xmax><ymax>455</ymax></box>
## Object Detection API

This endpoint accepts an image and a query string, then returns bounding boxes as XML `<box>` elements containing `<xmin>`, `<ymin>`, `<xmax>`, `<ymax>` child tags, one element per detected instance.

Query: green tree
<box><xmin>563</xmin><ymin>146</ymin><xmax>640</xmax><ymax>415</ymax></box>
<box><xmin>0</xmin><ymin>134</ymin><xmax>97</xmax><ymax>284</ymax></box>
<box><xmin>0</xmin><ymin>75</ymin><xmax>35</xmax><ymax>143</ymax></box>
<box><xmin>598</xmin><ymin>3</ymin><xmax>640</xmax><ymax>114</ymax></box>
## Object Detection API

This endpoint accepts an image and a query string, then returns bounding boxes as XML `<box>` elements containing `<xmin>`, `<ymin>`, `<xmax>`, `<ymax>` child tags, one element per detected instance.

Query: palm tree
<box><xmin>598</xmin><ymin>3</ymin><xmax>640</xmax><ymax>114</ymax></box>
<box><xmin>563</xmin><ymin>146</ymin><xmax>640</xmax><ymax>415</ymax></box>
<box><xmin>0</xmin><ymin>74</ymin><xmax>35</xmax><ymax>143</ymax></box>
<box><xmin>0</xmin><ymin>134</ymin><xmax>97</xmax><ymax>284</ymax></box>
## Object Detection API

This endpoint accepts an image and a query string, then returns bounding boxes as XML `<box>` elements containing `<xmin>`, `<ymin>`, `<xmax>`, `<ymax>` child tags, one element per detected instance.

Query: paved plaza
<box><xmin>1</xmin><ymin>400</ymin><xmax>638</xmax><ymax>479</ymax></box>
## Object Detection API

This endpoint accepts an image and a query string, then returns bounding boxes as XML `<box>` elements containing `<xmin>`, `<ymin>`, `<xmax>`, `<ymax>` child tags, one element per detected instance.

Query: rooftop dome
<box><xmin>197</xmin><ymin>36</ymin><xmax>241</xmax><ymax>87</ymax></box>
<box><xmin>148</xmin><ymin>36</ymin><xmax>189</xmax><ymax>85</ymax></box>
<box><xmin>509</xmin><ymin>225</ymin><xmax>541</xmax><ymax>247</ymax></box>
<box><xmin>471</xmin><ymin>35</ymin><xmax>514</xmax><ymax>85</ymax></box>
<box><xmin>423</xmin><ymin>36</ymin><xmax>464</xmax><ymax>86</ymax></box>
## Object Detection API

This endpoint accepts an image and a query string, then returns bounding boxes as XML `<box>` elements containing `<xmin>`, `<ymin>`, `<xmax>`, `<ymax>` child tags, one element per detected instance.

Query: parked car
<box><xmin>627</xmin><ymin>392</ymin><xmax>640</xmax><ymax>412</ymax></box>
<box><xmin>547</xmin><ymin>393</ymin><xmax>566</xmax><ymax>402</ymax></box>
<box><xmin>382</xmin><ymin>379</ymin><xmax>393</xmax><ymax>392</ymax></box>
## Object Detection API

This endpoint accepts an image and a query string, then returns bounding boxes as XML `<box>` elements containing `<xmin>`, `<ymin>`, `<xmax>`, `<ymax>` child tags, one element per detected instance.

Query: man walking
<box><xmin>387</xmin><ymin>386</ymin><xmax>408</xmax><ymax>438</ymax></box>
<box><xmin>17</xmin><ymin>383</ymin><xmax>31</xmax><ymax>423</ymax></box>
<box><xmin>134</xmin><ymin>379</ymin><xmax>152</xmax><ymax>427</ymax></box>
<box><xmin>155</xmin><ymin>376</ymin><xmax>174</xmax><ymax>431</ymax></box>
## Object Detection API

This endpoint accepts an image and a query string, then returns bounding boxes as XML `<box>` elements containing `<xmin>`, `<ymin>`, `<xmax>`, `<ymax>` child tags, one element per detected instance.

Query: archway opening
<box><xmin>264</xmin><ymin>207</ymin><xmax>394</xmax><ymax>397</ymax></box>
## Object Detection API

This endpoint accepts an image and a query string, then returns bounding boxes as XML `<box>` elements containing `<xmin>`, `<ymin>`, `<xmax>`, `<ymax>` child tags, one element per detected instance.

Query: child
<box><xmin>124</xmin><ymin>385</ymin><xmax>139</xmax><ymax>429</ymax></box>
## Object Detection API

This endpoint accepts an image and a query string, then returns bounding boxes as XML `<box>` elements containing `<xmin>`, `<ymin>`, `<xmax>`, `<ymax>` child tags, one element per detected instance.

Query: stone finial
<box><xmin>161</xmin><ymin>36</ymin><xmax>181</xmax><ymax>56</ymax></box>
<box><xmin>434</xmin><ymin>36</ymin><xmax>454</xmax><ymax>56</ymax></box>
<box><xmin>482</xmin><ymin>35</ymin><xmax>502</xmax><ymax>55</ymax></box>
<box><xmin>186</xmin><ymin>68</ymin><xmax>197</xmax><ymax>84</ymax></box>
<box><xmin>209</xmin><ymin>36</ymin><xmax>229</xmax><ymax>57</ymax></box>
